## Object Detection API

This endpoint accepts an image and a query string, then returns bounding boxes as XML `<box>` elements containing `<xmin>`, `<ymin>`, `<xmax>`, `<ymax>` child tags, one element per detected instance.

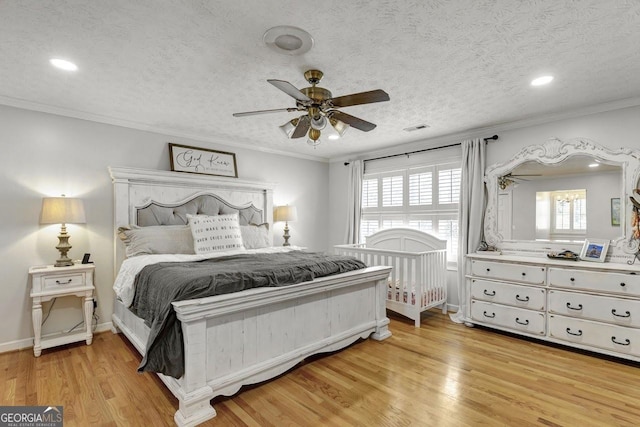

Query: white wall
<box><xmin>0</xmin><ymin>105</ymin><xmax>329</xmax><ymax>351</ymax></box>
<box><xmin>328</xmin><ymin>104</ymin><xmax>640</xmax><ymax>313</ymax></box>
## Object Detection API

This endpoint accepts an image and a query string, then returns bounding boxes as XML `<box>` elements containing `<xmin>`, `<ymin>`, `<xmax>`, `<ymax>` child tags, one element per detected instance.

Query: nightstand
<box><xmin>29</xmin><ymin>263</ymin><xmax>95</xmax><ymax>357</ymax></box>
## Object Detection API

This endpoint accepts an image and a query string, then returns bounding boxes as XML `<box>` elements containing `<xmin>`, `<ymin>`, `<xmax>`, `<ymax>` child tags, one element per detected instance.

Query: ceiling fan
<box><xmin>233</xmin><ymin>69</ymin><xmax>390</xmax><ymax>146</ymax></box>
<box><xmin>498</xmin><ymin>173</ymin><xmax>542</xmax><ymax>190</ymax></box>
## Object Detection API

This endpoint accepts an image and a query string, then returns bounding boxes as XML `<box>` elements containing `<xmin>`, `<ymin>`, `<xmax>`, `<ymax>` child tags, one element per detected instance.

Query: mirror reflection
<box><xmin>497</xmin><ymin>156</ymin><xmax>622</xmax><ymax>242</ymax></box>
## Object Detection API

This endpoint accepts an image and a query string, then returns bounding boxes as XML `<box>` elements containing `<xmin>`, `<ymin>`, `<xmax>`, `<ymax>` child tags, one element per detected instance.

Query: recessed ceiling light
<box><xmin>328</xmin><ymin>134</ymin><xmax>340</xmax><ymax>140</ymax></box>
<box><xmin>50</xmin><ymin>58</ymin><xmax>78</xmax><ymax>71</ymax></box>
<box><xmin>588</xmin><ymin>163</ymin><xmax>599</xmax><ymax>168</ymax></box>
<box><xmin>263</xmin><ymin>26</ymin><xmax>314</xmax><ymax>56</ymax></box>
<box><xmin>531</xmin><ymin>75</ymin><xmax>553</xmax><ymax>86</ymax></box>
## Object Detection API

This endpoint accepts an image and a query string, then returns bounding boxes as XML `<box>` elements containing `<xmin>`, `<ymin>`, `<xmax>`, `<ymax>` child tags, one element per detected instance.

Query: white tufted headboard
<box><xmin>109</xmin><ymin>166</ymin><xmax>275</xmax><ymax>274</ymax></box>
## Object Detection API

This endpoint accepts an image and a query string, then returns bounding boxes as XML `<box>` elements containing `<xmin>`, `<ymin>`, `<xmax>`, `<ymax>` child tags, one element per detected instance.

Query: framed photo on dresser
<box><xmin>579</xmin><ymin>238</ymin><xmax>609</xmax><ymax>262</ymax></box>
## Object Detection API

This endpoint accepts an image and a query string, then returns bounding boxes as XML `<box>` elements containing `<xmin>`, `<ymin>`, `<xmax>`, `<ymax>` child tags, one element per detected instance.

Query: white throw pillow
<box><xmin>117</xmin><ymin>225</ymin><xmax>195</xmax><ymax>257</ymax></box>
<box><xmin>240</xmin><ymin>223</ymin><xmax>270</xmax><ymax>249</ymax></box>
<box><xmin>187</xmin><ymin>213</ymin><xmax>245</xmax><ymax>254</ymax></box>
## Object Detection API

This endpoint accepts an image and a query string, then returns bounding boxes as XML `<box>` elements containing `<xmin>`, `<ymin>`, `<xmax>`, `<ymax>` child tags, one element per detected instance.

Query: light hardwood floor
<box><xmin>3</xmin><ymin>311</ymin><xmax>640</xmax><ymax>426</ymax></box>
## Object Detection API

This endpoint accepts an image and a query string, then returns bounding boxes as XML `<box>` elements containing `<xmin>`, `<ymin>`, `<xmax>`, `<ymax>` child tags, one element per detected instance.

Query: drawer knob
<box><xmin>515</xmin><ymin>295</ymin><xmax>530</xmax><ymax>302</ymax></box>
<box><xmin>483</xmin><ymin>311</ymin><xmax>496</xmax><ymax>318</ymax></box>
<box><xmin>570</xmin><ymin>277</ymin><xmax>575</xmax><ymax>282</ymax></box>
<box><xmin>611</xmin><ymin>336</ymin><xmax>631</xmax><ymax>346</ymax></box>
<box><xmin>55</xmin><ymin>279</ymin><xmax>73</xmax><ymax>285</ymax></box>
<box><xmin>566</xmin><ymin>302</ymin><xmax>583</xmax><ymax>311</ymax></box>
<box><xmin>483</xmin><ymin>290</ymin><xmax>496</xmax><ymax>296</ymax></box>
<box><xmin>566</xmin><ymin>327</ymin><xmax>583</xmax><ymax>336</ymax></box>
<box><xmin>612</xmin><ymin>309</ymin><xmax>631</xmax><ymax>318</ymax></box>
<box><xmin>486</xmin><ymin>268</ymin><xmax>491</xmax><ymax>272</ymax></box>
<box><xmin>620</xmin><ymin>282</ymin><xmax>627</xmax><ymax>287</ymax></box>
<box><xmin>515</xmin><ymin>317</ymin><xmax>529</xmax><ymax>325</ymax></box>
<box><xmin>521</xmin><ymin>272</ymin><xmax>526</xmax><ymax>276</ymax></box>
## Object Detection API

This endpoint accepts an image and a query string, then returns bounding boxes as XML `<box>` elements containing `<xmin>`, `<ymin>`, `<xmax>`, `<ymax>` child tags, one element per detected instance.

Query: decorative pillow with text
<box><xmin>187</xmin><ymin>213</ymin><xmax>245</xmax><ymax>254</ymax></box>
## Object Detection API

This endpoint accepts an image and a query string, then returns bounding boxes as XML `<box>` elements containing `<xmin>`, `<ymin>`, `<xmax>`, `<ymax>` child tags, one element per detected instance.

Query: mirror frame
<box><xmin>484</xmin><ymin>137</ymin><xmax>640</xmax><ymax>260</ymax></box>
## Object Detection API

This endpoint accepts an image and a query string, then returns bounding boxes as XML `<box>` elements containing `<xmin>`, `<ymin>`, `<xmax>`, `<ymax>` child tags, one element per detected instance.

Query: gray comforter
<box><xmin>130</xmin><ymin>251</ymin><xmax>366</xmax><ymax>378</ymax></box>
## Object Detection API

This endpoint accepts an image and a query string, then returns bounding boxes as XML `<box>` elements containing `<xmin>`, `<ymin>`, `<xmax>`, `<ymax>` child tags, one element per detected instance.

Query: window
<box><xmin>535</xmin><ymin>189</ymin><xmax>587</xmax><ymax>240</ymax></box>
<box><xmin>382</xmin><ymin>175</ymin><xmax>403</xmax><ymax>207</ymax></box>
<box><xmin>361</xmin><ymin>160</ymin><xmax>461</xmax><ymax>261</ymax></box>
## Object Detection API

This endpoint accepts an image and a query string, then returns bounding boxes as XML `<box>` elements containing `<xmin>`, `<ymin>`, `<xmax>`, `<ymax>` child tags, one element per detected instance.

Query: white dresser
<box><xmin>466</xmin><ymin>253</ymin><xmax>640</xmax><ymax>362</ymax></box>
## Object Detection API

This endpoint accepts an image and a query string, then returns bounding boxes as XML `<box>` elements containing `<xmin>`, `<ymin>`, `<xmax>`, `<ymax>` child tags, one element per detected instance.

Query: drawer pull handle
<box><xmin>620</xmin><ymin>282</ymin><xmax>626</xmax><ymax>287</ymax></box>
<box><xmin>55</xmin><ymin>279</ymin><xmax>73</xmax><ymax>285</ymax></box>
<box><xmin>612</xmin><ymin>309</ymin><xmax>631</xmax><ymax>318</ymax></box>
<box><xmin>570</xmin><ymin>277</ymin><xmax>575</xmax><ymax>282</ymax></box>
<box><xmin>483</xmin><ymin>290</ymin><xmax>496</xmax><ymax>296</ymax></box>
<box><xmin>515</xmin><ymin>317</ymin><xmax>529</xmax><ymax>325</ymax></box>
<box><xmin>566</xmin><ymin>328</ymin><xmax>583</xmax><ymax>336</ymax></box>
<box><xmin>483</xmin><ymin>311</ymin><xmax>495</xmax><ymax>318</ymax></box>
<box><xmin>611</xmin><ymin>336</ymin><xmax>631</xmax><ymax>346</ymax></box>
<box><xmin>566</xmin><ymin>303</ymin><xmax>583</xmax><ymax>311</ymax></box>
<box><xmin>515</xmin><ymin>295</ymin><xmax>529</xmax><ymax>302</ymax></box>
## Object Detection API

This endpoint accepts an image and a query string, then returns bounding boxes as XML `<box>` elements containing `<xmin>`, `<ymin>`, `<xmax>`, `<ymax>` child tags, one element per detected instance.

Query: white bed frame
<box><xmin>109</xmin><ymin>167</ymin><xmax>391</xmax><ymax>426</ymax></box>
<box><xmin>335</xmin><ymin>228</ymin><xmax>448</xmax><ymax>327</ymax></box>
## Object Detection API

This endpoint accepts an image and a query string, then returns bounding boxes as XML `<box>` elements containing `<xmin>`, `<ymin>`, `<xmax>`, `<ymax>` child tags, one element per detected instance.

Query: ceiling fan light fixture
<box><xmin>279</xmin><ymin>118</ymin><xmax>299</xmax><ymax>137</ymax></box>
<box><xmin>310</xmin><ymin>115</ymin><xmax>327</xmax><ymax>130</ymax></box>
<box><xmin>263</xmin><ymin>26</ymin><xmax>314</xmax><ymax>56</ymax></box>
<box><xmin>329</xmin><ymin>117</ymin><xmax>349</xmax><ymax>137</ymax></box>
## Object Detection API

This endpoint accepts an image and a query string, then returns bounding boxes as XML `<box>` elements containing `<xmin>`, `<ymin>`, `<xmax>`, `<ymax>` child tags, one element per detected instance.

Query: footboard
<box><xmin>163</xmin><ymin>266</ymin><xmax>391</xmax><ymax>426</ymax></box>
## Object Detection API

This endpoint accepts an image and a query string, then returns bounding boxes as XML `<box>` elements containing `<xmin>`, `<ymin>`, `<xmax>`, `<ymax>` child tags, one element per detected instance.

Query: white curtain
<box><xmin>451</xmin><ymin>138</ymin><xmax>486</xmax><ymax>323</ymax></box>
<box><xmin>344</xmin><ymin>160</ymin><xmax>363</xmax><ymax>244</ymax></box>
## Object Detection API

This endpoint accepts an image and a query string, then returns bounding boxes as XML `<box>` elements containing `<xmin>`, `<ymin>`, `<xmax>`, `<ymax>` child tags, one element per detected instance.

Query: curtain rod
<box><xmin>344</xmin><ymin>134</ymin><xmax>498</xmax><ymax>166</ymax></box>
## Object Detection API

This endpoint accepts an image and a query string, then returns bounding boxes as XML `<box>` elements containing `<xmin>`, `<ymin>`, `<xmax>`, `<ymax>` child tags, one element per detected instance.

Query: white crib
<box><xmin>335</xmin><ymin>228</ymin><xmax>447</xmax><ymax>327</ymax></box>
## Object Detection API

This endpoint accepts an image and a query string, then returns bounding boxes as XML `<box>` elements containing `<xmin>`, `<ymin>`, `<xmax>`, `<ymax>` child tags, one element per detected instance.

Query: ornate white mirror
<box><xmin>484</xmin><ymin>138</ymin><xmax>640</xmax><ymax>260</ymax></box>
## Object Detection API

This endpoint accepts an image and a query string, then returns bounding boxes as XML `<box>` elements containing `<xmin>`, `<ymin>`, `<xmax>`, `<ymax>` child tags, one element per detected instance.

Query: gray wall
<box><xmin>0</xmin><ymin>105</ymin><xmax>329</xmax><ymax>351</ymax></box>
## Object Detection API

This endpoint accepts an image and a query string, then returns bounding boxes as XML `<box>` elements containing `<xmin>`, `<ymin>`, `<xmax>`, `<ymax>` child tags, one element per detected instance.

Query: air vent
<box><xmin>403</xmin><ymin>124</ymin><xmax>430</xmax><ymax>132</ymax></box>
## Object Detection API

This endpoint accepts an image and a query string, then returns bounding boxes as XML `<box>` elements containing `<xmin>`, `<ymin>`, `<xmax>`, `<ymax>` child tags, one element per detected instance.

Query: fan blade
<box><xmin>291</xmin><ymin>115</ymin><xmax>310</xmax><ymax>138</ymax></box>
<box><xmin>329</xmin><ymin>111</ymin><xmax>376</xmax><ymax>132</ymax></box>
<box><xmin>329</xmin><ymin>89</ymin><xmax>390</xmax><ymax>108</ymax></box>
<box><xmin>233</xmin><ymin>107</ymin><xmax>299</xmax><ymax>117</ymax></box>
<box><xmin>267</xmin><ymin>80</ymin><xmax>313</xmax><ymax>103</ymax></box>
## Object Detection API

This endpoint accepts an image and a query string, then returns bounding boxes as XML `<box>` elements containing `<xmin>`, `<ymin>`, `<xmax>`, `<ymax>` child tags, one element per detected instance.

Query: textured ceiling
<box><xmin>1</xmin><ymin>1</ymin><xmax>640</xmax><ymax>161</ymax></box>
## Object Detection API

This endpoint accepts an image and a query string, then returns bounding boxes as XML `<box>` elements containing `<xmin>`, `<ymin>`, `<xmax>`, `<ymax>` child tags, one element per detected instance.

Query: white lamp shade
<box><xmin>274</xmin><ymin>205</ymin><xmax>297</xmax><ymax>222</ymax></box>
<box><xmin>40</xmin><ymin>197</ymin><xmax>86</xmax><ymax>224</ymax></box>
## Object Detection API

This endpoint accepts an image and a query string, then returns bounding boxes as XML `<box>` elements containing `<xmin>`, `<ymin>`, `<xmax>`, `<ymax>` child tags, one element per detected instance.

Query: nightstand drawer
<box><xmin>43</xmin><ymin>272</ymin><xmax>85</xmax><ymax>290</ymax></box>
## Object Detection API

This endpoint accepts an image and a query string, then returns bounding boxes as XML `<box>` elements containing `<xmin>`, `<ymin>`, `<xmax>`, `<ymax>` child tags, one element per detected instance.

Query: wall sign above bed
<box><xmin>169</xmin><ymin>143</ymin><xmax>238</xmax><ymax>178</ymax></box>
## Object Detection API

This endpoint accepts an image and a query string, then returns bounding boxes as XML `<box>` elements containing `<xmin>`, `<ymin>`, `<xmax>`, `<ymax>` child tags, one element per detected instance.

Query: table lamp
<box><xmin>274</xmin><ymin>205</ymin><xmax>297</xmax><ymax>246</ymax></box>
<box><xmin>40</xmin><ymin>195</ymin><xmax>86</xmax><ymax>267</ymax></box>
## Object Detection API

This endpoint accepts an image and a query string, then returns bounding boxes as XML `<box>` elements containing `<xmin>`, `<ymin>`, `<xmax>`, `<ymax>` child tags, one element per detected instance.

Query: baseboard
<box><xmin>0</xmin><ymin>321</ymin><xmax>113</xmax><ymax>354</ymax></box>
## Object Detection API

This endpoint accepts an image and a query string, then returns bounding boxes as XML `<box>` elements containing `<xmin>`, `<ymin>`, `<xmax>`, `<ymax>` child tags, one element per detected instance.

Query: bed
<box><xmin>335</xmin><ymin>228</ymin><xmax>447</xmax><ymax>327</ymax></box>
<box><xmin>109</xmin><ymin>166</ymin><xmax>392</xmax><ymax>427</ymax></box>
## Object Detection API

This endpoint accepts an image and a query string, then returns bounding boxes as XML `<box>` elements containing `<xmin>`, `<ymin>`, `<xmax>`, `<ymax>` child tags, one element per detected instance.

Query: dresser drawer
<box><xmin>549</xmin><ymin>314</ymin><xmax>640</xmax><ymax>358</ymax></box>
<box><xmin>470</xmin><ymin>260</ymin><xmax>546</xmax><ymax>285</ymax></box>
<box><xmin>471</xmin><ymin>300</ymin><xmax>545</xmax><ymax>335</ymax></box>
<box><xmin>471</xmin><ymin>279</ymin><xmax>546</xmax><ymax>310</ymax></box>
<box><xmin>548</xmin><ymin>290</ymin><xmax>640</xmax><ymax>328</ymax></box>
<box><xmin>548</xmin><ymin>268</ymin><xmax>640</xmax><ymax>296</ymax></box>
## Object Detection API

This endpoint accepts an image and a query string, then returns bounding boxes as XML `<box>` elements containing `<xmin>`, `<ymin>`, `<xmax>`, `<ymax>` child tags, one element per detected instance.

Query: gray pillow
<box><xmin>241</xmin><ymin>223</ymin><xmax>270</xmax><ymax>249</ymax></box>
<box><xmin>118</xmin><ymin>225</ymin><xmax>195</xmax><ymax>257</ymax></box>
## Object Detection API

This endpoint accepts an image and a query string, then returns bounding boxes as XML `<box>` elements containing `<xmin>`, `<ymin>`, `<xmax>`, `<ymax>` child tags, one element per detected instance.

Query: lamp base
<box><xmin>54</xmin><ymin>258</ymin><xmax>74</xmax><ymax>267</ymax></box>
<box><xmin>54</xmin><ymin>225</ymin><xmax>74</xmax><ymax>267</ymax></box>
<box><xmin>283</xmin><ymin>222</ymin><xmax>291</xmax><ymax>247</ymax></box>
